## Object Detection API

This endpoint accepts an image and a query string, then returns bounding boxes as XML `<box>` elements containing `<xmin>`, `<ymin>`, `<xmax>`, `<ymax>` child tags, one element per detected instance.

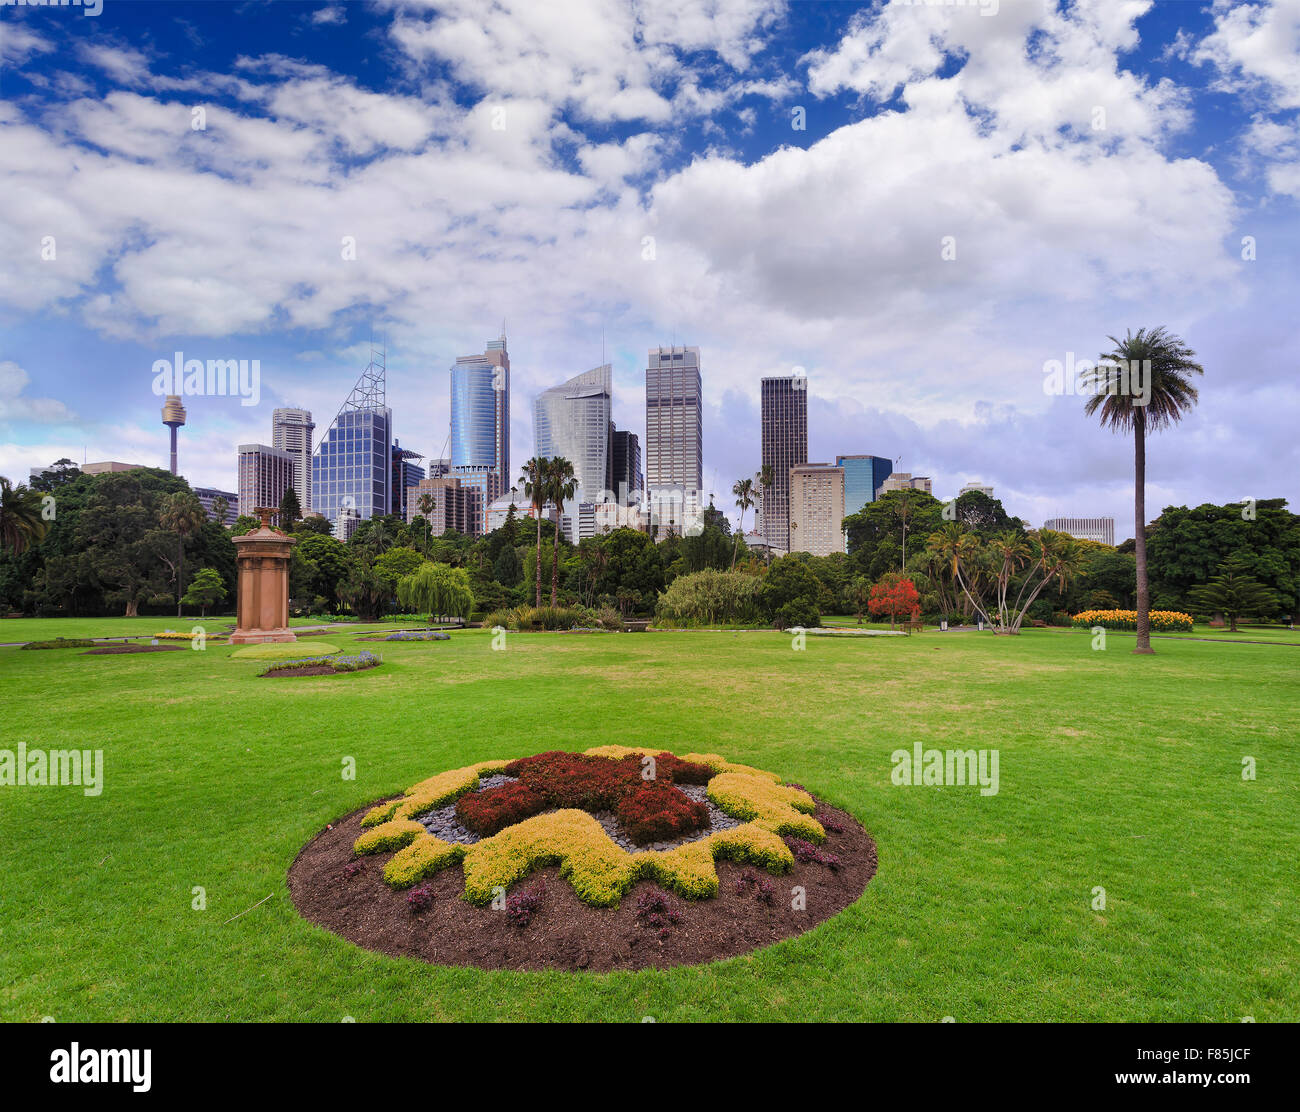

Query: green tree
<box><xmin>160</xmin><ymin>491</ymin><xmax>207</xmax><ymax>617</ymax></box>
<box><xmin>1083</xmin><ymin>326</ymin><xmax>1204</xmax><ymax>653</ymax></box>
<box><xmin>397</xmin><ymin>562</ymin><xmax>474</xmax><ymax>623</ymax></box>
<box><xmin>374</xmin><ymin>546</ymin><xmax>425</xmax><ymax>598</ymax></box>
<box><xmin>182</xmin><ymin>566</ymin><xmax>227</xmax><ymax>617</ymax></box>
<box><xmin>278</xmin><ymin>486</ymin><xmax>301</xmax><ymax>531</ymax></box>
<box><xmin>1189</xmin><ymin>556</ymin><xmax>1280</xmax><ymax>632</ymax></box>
<box><xmin>336</xmin><ymin>555</ymin><xmax>387</xmax><ymax>620</ymax></box>
<box><xmin>294</xmin><ymin>533</ymin><xmax>350</xmax><ymax>608</ymax></box>
<box><xmin>844</xmin><ymin>490</ymin><xmax>946</xmax><ymax>581</ymax></box>
<box><xmin>760</xmin><ymin>556</ymin><xmax>823</xmax><ymax>628</ymax></box>
<box><xmin>494</xmin><ymin>542</ymin><xmax>522</xmax><ymax>587</ymax></box>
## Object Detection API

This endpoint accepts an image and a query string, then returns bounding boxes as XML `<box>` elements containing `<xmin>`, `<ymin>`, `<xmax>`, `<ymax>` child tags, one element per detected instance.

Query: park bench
<box><xmin>902</xmin><ymin>620</ymin><xmax>924</xmax><ymax>635</ymax></box>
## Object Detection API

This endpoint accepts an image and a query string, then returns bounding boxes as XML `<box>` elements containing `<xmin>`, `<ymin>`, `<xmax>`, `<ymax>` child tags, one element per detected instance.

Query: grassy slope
<box><xmin>0</xmin><ymin>627</ymin><xmax>1295</xmax><ymax>1022</ymax></box>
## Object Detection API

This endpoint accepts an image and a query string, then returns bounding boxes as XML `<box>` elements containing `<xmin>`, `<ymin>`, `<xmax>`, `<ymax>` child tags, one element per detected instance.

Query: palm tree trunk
<box><xmin>535</xmin><ymin>515</ymin><xmax>542</xmax><ymax>607</ymax></box>
<box><xmin>176</xmin><ymin>536</ymin><xmax>184</xmax><ymax>617</ymax></box>
<box><xmin>1133</xmin><ymin>413</ymin><xmax>1154</xmax><ymax>654</ymax></box>
<box><xmin>551</xmin><ymin>517</ymin><xmax>560</xmax><ymax>608</ymax></box>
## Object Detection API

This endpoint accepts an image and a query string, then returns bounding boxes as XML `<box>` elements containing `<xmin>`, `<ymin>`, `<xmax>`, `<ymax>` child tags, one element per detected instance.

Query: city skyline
<box><xmin>3</xmin><ymin>1</ymin><xmax>1297</xmax><ymax>537</ymax></box>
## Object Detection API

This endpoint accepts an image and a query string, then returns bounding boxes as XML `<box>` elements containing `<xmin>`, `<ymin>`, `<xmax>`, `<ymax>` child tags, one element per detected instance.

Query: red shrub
<box><xmin>616</xmin><ymin>782</ymin><xmax>709</xmax><ymax>844</ymax></box>
<box><xmin>455</xmin><ymin>780</ymin><xmax>548</xmax><ymax>835</ymax></box>
<box><xmin>646</xmin><ymin>752</ymin><xmax>714</xmax><ymax>785</ymax></box>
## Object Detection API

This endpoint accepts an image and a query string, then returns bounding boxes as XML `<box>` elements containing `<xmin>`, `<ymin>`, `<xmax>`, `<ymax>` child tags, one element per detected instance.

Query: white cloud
<box><xmin>0</xmin><ymin>362</ymin><xmax>74</xmax><ymax>424</ymax></box>
<box><xmin>311</xmin><ymin>5</ymin><xmax>348</xmax><ymax>26</ymax></box>
<box><xmin>1194</xmin><ymin>0</ymin><xmax>1300</xmax><ymax>110</ymax></box>
<box><xmin>379</xmin><ymin>0</ymin><xmax>786</xmax><ymax>123</ymax></box>
<box><xmin>0</xmin><ymin>0</ymin><xmax>1293</xmax><ymax>524</ymax></box>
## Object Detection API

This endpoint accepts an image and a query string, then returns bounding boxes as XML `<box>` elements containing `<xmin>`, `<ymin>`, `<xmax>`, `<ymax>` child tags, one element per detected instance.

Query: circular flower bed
<box><xmin>289</xmin><ymin>747</ymin><xmax>877</xmax><ymax>971</ymax></box>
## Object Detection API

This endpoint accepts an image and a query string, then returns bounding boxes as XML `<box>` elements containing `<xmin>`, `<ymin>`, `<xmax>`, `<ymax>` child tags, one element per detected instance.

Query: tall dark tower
<box><xmin>162</xmin><ymin>395</ymin><xmax>187</xmax><ymax>476</ymax></box>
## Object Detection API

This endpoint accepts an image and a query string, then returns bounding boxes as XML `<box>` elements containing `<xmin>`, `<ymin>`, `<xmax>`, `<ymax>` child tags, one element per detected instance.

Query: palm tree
<box><xmin>755</xmin><ymin>465</ymin><xmax>774</xmax><ymax>564</ymax></box>
<box><xmin>0</xmin><ymin>477</ymin><xmax>48</xmax><ymax>555</ymax></box>
<box><xmin>731</xmin><ymin>476</ymin><xmax>754</xmax><ymax>570</ymax></box>
<box><xmin>416</xmin><ymin>491</ymin><xmax>435</xmax><ymax>553</ymax></box>
<box><xmin>545</xmin><ymin>456</ymin><xmax>577</xmax><ymax>607</ymax></box>
<box><xmin>160</xmin><ymin>491</ymin><xmax>207</xmax><ymax>617</ymax></box>
<box><xmin>364</xmin><ymin>519</ymin><xmax>393</xmax><ymax>555</ymax></box>
<box><xmin>1083</xmin><ymin>327</ymin><xmax>1203</xmax><ymax>653</ymax></box>
<box><xmin>520</xmin><ymin>457</ymin><xmax>548</xmax><ymax>607</ymax></box>
<box><xmin>988</xmin><ymin>529</ymin><xmax>1031</xmax><ymax>629</ymax></box>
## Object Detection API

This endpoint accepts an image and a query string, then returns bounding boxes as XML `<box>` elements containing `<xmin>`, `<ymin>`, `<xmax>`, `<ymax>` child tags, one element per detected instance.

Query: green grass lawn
<box><xmin>1</xmin><ymin>625</ymin><xmax>1296</xmax><ymax>1021</ymax></box>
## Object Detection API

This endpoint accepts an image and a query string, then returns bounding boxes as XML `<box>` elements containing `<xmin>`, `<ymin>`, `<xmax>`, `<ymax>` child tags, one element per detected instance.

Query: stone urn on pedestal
<box><xmin>228</xmin><ymin>507</ymin><xmax>298</xmax><ymax>645</ymax></box>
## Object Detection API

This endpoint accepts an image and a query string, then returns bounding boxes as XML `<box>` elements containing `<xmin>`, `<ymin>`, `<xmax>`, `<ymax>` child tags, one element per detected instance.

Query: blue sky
<box><xmin>1</xmin><ymin>0</ymin><xmax>1297</xmax><ymax>536</ymax></box>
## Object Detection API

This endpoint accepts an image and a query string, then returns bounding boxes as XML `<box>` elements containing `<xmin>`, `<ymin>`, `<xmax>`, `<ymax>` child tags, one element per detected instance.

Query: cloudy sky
<box><xmin>1</xmin><ymin>0</ymin><xmax>1297</xmax><ymax>539</ymax></box>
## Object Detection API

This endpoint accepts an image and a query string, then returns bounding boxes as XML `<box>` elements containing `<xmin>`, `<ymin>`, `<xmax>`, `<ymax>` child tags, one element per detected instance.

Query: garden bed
<box><xmin>260</xmin><ymin>650</ymin><xmax>381</xmax><ymax>678</ymax></box>
<box><xmin>289</xmin><ymin>749</ymin><xmax>876</xmax><ymax>971</ymax></box>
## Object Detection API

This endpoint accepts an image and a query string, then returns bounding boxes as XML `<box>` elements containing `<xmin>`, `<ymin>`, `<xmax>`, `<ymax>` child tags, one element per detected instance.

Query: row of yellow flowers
<box><xmin>1071</xmin><ymin>609</ymin><xmax>1194</xmax><ymax>632</ymax></box>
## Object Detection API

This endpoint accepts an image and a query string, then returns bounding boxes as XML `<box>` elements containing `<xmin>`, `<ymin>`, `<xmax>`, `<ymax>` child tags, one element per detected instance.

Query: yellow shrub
<box><xmin>353</xmin><ymin>818</ymin><xmax>426</xmax><ymax>855</ymax></box>
<box><xmin>361</xmin><ymin>759</ymin><xmax>508</xmax><ymax>827</ymax></box>
<box><xmin>382</xmin><ymin>834</ymin><xmax>466</xmax><ymax>888</ymax></box>
<box><xmin>711</xmin><ymin>823</ymin><xmax>796</xmax><ymax>873</ymax></box>
<box><xmin>708</xmin><ymin>773</ymin><xmax>825</xmax><ymax>842</ymax></box>
<box><xmin>681</xmin><ymin>753</ymin><xmax>783</xmax><ymax>782</ymax></box>
<box><xmin>462</xmin><ymin>810</ymin><xmax>637</xmax><ymax>907</ymax></box>
<box><xmin>639</xmin><ymin>840</ymin><xmax>719</xmax><ymax>899</ymax></box>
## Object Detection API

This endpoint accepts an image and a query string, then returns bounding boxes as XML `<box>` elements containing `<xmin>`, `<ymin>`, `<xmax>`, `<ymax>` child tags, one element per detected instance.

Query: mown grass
<box><xmin>0</xmin><ymin>625</ymin><xmax>1295</xmax><ymax>1021</ymax></box>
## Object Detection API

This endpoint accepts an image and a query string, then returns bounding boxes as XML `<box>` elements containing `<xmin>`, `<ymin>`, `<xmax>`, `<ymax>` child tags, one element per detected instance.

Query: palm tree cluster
<box><xmin>519</xmin><ymin>455</ymin><xmax>577</xmax><ymax>608</ymax></box>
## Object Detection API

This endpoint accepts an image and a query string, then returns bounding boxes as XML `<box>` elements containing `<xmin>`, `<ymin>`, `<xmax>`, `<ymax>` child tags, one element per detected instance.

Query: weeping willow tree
<box><xmin>397</xmin><ymin>562</ymin><xmax>474</xmax><ymax>624</ymax></box>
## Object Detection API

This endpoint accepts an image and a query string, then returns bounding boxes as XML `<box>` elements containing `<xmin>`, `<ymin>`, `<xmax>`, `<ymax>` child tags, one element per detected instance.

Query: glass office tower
<box><xmin>533</xmin><ymin>364</ymin><xmax>612</xmax><ymax>507</ymax></box>
<box><xmin>312</xmin><ymin>352</ymin><xmax>392</xmax><ymax>527</ymax></box>
<box><xmin>450</xmin><ymin>335</ymin><xmax>510</xmax><ymax>534</ymax></box>
<box><xmin>835</xmin><ymin>454</ymin><xmax>893</xmax><ymax>518</ymax></box>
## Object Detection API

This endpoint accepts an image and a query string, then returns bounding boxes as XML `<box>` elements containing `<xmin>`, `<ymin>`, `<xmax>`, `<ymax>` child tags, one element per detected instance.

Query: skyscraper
<box><xmin>789</xmin><ymin>463</ymin><xmax>846</xmax><ymax>556</ymax></box>
<box><xmin>645</xmin><ymin>346</ymin><xmax>702</xmax><ymax>493</ymax></box>
<box><xmin>836</xmin><ymin>454</ymin><xmax>893</xmax><ymax>518</ymax></box>
<box><xmin>311</xmin><ymin>348</ymin><xmax>392</xmax><ymax>528</ymax></box>
<box><xmin>238</xmin><ymin>444</ymin><xmax>295</xmax><ymax>519</ymax></box>
<box><xmin>391</xmin><ymin>441</ymin><xmax>426</xmax><ymax>521</ymax></box>
<box><xmin>760</xmin><ymin>375</ymin><xmax>808</xmax><ymax>553</ymax></box>
<box><xmin>272</xmin><ymin>407</ymin><xmax>315</xmax><ymax>513</ymax></box>
<box><xmin>610</xmin><ymin>426</ymin><xmax>643</xmax><ymax>505</ymax></box>
<box><xmin>533</xmin><ymin>364</ymin><xmax>612</xmax><ymax>512</ymax></box>
<box><xmin>451</xmin><ymin>334</ymin><xmax>510</xmax><ymax>533</ymax></box>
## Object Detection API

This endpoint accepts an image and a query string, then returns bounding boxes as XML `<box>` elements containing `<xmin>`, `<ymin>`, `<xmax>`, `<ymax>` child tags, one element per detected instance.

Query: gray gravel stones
<box><xmin>415</xmin><ymin>774</ymin><xmax>740</xmax><ymax>853</ymax></box>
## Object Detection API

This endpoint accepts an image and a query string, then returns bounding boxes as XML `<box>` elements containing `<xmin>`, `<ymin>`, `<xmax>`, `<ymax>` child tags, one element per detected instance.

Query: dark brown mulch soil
<box><xmin>288</xmin><ymin>797</ymin><xmax>877</xmax><ymax>972</ymax></box>
<box><xmin>82</xmin><ymin>644</ymin><xmax>185</xmax><ymax>654</ymax></box>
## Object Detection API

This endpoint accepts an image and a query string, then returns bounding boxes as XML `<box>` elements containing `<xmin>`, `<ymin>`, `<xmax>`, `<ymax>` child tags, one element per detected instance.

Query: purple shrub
<box><xmin>635</xmin><ymin>890</ymin><xmax>682</xmax><ymax>934</ymax></box>
<box><xmin>785</xmin><ymin>837</ymin><xmax>842</xmax><ymax>871</ymax></box>
<box><xmin>406</xmin><ymin>883</ymin><xmax>436</xmax><ymax>913</ymax></box>
<box><xmin>506</xmin><ymin>879</ymin><xmax>548</xmax><ymax>928</ymax></box>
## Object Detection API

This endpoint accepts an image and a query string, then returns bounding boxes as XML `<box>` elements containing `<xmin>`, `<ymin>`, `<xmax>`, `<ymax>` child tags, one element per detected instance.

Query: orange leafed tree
<box><xmin>868</xmin><ymin>576</ymin><xmax>921</xmax><ymax>630</ymax></box>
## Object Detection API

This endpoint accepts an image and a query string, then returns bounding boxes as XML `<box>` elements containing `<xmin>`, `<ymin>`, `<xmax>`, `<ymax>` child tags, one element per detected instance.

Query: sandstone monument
<box><xmin>228</xmin><ymin>507</ymin><xmax>298</xmax><ymax>645</ymax></box>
